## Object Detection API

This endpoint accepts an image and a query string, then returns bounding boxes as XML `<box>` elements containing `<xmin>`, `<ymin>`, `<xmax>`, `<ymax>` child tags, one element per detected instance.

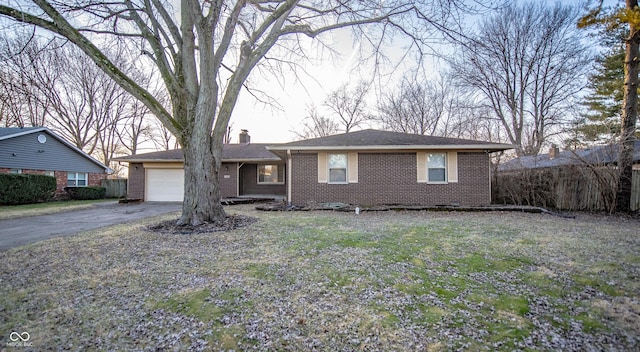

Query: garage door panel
<box><xmin>146</xmin><ymin>169</ymin><xmax>184</xmax><ymax>201</ymax></box>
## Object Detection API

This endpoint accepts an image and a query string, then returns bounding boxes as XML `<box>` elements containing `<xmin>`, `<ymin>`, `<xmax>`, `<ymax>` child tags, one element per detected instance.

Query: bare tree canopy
<box><xmin>293</xmin><ymin>104</ymin><xmax>340</xmax><ymax>140</ymax></box>
<box><xmin>324</xmin><ymin>80</ymin><xmax>372</xmax><ymax>133</ymax></box>
<box><xmin>450</xmin><ymin>2</ymin><xmax>592</xmax><ymax>156</ymax></box>
<box><xmin>377</xmin><ymin>73</ymin><xmax>455</xmax><ymax>136</ymax></box>
<box><xmin>0</xmin><ymin>0</ymin><xmax>471</xmax><ymax>225</ymax></box>
<box><xmin>0</xmin><ymin>36</ymin><xmax>153</xmax><ymax>170</ymax></box>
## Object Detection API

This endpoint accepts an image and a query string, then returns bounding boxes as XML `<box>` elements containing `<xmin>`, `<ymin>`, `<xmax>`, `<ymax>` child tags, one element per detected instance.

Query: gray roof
<box><xmin>114</xmin><ymin>143</ymin><xmax>283</xmax><ymax>163</ymax></box>
<box><xmin>0</xmin><ymin>127</ymin><xmax>48</xmax><ymax>139</ymax></box>
<box><xmin>0</xmin><ymin>126</ymin><xmax>111</xmax><ymax>172</ymax></box>
<box><xmin>268</xmin><ymin>129</ymin><xmax>513</xmax><ymax>151</ymax></box>
<box><xmin>498</xmin><ymin>141</ymin><xmax>640</xmax><ymax>172</ymax></box>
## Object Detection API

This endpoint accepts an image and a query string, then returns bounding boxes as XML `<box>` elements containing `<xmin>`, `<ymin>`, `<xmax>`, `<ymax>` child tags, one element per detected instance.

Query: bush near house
<box><xmin>64</xmin><ymin>186</ymin><xmax>107</xmax><ymax>200</ymax></box>
<box><xmin>0</xmin><ymin>174</ymin><xmax>56</xmax><ymax>205</ymax></box>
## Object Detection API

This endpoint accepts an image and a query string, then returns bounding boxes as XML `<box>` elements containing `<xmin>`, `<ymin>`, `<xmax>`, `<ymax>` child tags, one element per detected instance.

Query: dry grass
<box><xmin>0</xmin><ymin>199</ymin><xmax>114</xmax><ymax>220</ymax></box>
<box><xmin>1</xmin><ymin>205</ymin><xmax>638</xmax><ymax>351</ymax></box>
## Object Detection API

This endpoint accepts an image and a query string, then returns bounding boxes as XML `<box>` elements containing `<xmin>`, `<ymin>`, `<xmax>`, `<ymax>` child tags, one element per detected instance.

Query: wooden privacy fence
<box><xmin>493</xmin><ymin>166</ymin><xmax>640</xmax><ymax>212</ymax></box>
<box><xmin>101</xmin><ymin>179</ymin><xmax>127</xmax><ymax>198</ymax></box>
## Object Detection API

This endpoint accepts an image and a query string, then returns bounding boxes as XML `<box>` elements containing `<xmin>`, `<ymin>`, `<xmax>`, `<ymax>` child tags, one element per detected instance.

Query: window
<box><xmin>9</xmin><ymin>169</ymin><xmax>22</xmax><ymax>174</ymax></box>
<box><xmin>258</xmin><ymin>165</ymin><xmax>284</xmax><ymax>184</ymax></box>
<box><xmin>427</xmin><ymin>153</ymin><xmax>447</xmax><ymax>183</ymax></box>
<box><xmin>328</xmin><ymin>154</ymin><xmax>347</xmax><ymax>183</ymax></box>
<box><xmin>67</xmin><ymin>172</ymin><xmax>88</xmax><ymax>187</ymax></box>
<box><xmin>44</xmin><ymin>171</ymin><xmax>55</xmax><ymax>177</ymax></box>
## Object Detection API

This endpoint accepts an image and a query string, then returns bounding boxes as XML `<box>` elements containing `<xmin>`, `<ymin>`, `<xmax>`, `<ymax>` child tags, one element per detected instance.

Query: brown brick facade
<box><xmin>220</xmin><ymin>162</ymin><xmax>238</xmax><ymax>198</ymax></box>
<box><xmin>126</xmin><ymin>163</ymin><xmax>145</xmax><ymax>199</ymax></box>
<box><xmin>0</xmin><ymin>168</ymin><xmax>106</xmax><ymax>196</ymax></box>
<box><xmin>290</xmin><ymin>152</ymin><xmax>491</xmax><ymax>206</ymax></box>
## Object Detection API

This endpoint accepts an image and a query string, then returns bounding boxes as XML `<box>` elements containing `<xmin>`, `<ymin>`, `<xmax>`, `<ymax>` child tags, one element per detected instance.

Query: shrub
<box><xmin>64</xmin><ymin>186</ymin><xmax>106</xmax><ymax>200</ymax></box>
<box><xmin>0</xmin><ymin>174</ymin><xmax>57</xmax><ymax>205</ymax></box>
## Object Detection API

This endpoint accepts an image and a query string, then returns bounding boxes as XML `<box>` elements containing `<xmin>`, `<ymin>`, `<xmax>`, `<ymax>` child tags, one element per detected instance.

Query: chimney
<box><xmin>549</xmin><ymin>144</ymin><xmax>560</xmax><ymax>159</ymax></box>
<box><xmin>239</xmin><ymin>129</ymin><xmax>250</xmax><ymax>144</ymax></box>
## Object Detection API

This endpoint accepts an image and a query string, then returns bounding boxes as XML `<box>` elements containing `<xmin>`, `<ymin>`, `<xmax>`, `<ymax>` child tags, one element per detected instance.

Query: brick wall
<box><xmin>0</xmin><ymin>168</ymin><xmax>105</xmax><ymax>196</ymax></box>
<box><xmin>220</xmin><ymin>162</ymin><xmax>238</xmax><ymax>198</ymax></box>
<box><xmin>127</xmin><ymin>163</ymin><xmax>145</xmax><ymax>199</ymax></box>
<box><xmin>290</xmin><ymin>152</ymin><xmax>490</xmax><ymax>206</ymax></box>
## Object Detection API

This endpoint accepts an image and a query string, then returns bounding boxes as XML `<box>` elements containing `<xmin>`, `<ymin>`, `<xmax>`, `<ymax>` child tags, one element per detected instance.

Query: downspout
<box><xmin>486</xmin><ymin>150</ymin><xmax>492</xmax><ymax>205</ymax></box>
<box><xmin>287</xmin><ymin>149</ymin><xmax>292</xmax><ymax>205</ymax></box>
<box><xmin>237</xmin><ymin>162</ymin><xmax>245</xmax><ymax>197</ymax></box>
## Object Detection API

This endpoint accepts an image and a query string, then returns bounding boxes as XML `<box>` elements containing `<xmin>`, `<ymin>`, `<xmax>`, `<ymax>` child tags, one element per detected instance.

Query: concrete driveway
<box><xmin>0</xmin><ymin>201</ymin><xmax>181</xmax><ymax>251</ymax></box>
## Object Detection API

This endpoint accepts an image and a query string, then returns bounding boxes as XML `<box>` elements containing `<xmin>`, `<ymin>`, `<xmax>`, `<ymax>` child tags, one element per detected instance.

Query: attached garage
<box><xmin>145</xmin><ymin>167</ymin><xmax>184</xmax><ymax>202</ymax></box>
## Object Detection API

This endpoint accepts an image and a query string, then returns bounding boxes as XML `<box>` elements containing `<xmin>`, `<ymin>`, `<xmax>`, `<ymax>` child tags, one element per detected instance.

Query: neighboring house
<box><xmin>498</xmin><ymin>142</ymin><xmax>640</xmax><ymax>172</ymax></box>
<box><xmin>0</xmin><ymin>127</ymin><xmax>111</xmax><ymax>195</ymax></box>
<box><xmin>494</xmin><ymin>142</ymin><xmax>640</xmax><ymax>212</ymax></box>
<box><xmin>116</xmin><ymin>129</ymin><xmax>512</xmax><ymax>206</ymax></box>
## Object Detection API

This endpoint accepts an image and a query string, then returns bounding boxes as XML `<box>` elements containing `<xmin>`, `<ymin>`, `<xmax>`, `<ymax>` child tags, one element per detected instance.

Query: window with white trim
<box><xmin>328</xmin><ymin>153</ymin><xmax>348</xmax><ymax>183</ymax></box>
<box><xmin>9</xmin><ymin>169</ymin><xmax>22</xmax><ymax>174</ymax></box>
<box><xmin>44</xmin><ymin>171</ymin><xmax>55</xmax><ymax>177</ymax></box>
<box><xmin>67</xmin><ymin>172</ymin><xmax>88</xmax><ymax>187</ymax></box>
<box><xmin>427</xmin><ymin>153</ymin><xmax>447</xmax><ymax>183</ymax></box>
<box><xmin>258</xmin><ymin>165</ymin><xmax>284</xmax><ymax>184</ymax></box>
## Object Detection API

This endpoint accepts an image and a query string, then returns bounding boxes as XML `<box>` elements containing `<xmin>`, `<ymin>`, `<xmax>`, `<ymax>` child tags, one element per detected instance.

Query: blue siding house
<box><xmin>0</xmin><ymin>127</ymin><xmax>110</xmax><ymax>195</ymax></box>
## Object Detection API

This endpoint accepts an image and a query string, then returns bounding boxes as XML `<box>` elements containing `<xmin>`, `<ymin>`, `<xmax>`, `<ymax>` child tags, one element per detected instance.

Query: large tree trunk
<box><xmin>178</xmin><ymin>115</ymin><xmax>226</xmax><ymax>226</ymax></box>
<box><xmin>616</xmin><ymin>0</ymin><xmax>639</xmax><ymax>212</ymax></box>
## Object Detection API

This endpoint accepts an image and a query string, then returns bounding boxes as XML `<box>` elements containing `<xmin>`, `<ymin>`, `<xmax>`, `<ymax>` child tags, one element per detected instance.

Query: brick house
<box><xmin>116</xmin><ymin>129</ymin><xmax>512</xmax><ymax>206</ymax></box>
<box><xmin>0</xmin><ymin>127</ymin><xmax>110</xmax><ymax>195</ymax></box>
<box><xmin>268</xmin><ymin>129</ymin><xmax>512</xmax><ymax>206</ymax></box>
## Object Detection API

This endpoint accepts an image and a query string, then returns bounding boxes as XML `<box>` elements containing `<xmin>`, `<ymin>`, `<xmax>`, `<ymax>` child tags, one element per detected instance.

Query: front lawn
<box><xmin>1</xmin><ymin>205</ymin><xmax>638</xmax><ymax>351</ymax></box>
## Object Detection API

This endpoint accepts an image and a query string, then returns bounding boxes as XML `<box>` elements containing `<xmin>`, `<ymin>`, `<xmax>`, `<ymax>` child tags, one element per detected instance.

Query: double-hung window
<box><xmin>427</xmin><ymin>153</ymin><xmax>447</xmax><ymax>183</ymax></box>
<box><xmin>258</xmin><ymin>165</ymin><xmax>284</xmax><ymax>184</ymax></box>
<box><xmin>67</xmin><ymin>172</ymin><xmax>88</xmax><ymax>187</ymax></box>
<box><xmin>328</xmin><ymin>154</ymin><xmax>348</xmax><ymax>183</ymax></box>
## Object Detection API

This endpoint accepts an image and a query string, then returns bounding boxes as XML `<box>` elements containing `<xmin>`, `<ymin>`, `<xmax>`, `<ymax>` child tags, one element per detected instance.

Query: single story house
<box><xmin>498</xmin><ymin>142</ymin><xmax>640</xmax><ymax>172</ymax></box>
<box><xmin>0</xmin><ymin>127</ymin><xmax>111</xmax><ymax>194</ymax></box>
<box><xmin>115</xmin><ymin>130</ymin><xmax>285</xmax><ymax>201</ymax></box>
<box><xmin>116</xmin><ymin>129</ymin><xmax>512</xmax><ymax>206</ymax></box>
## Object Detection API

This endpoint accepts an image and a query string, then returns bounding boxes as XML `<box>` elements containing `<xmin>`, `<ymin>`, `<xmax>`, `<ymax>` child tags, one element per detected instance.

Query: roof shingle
<box><xmin>498</xmin><ymin>141</ymin><xmax>640</xmax><ymax>171</ymax></box>
<box><xmin>114</xmin><ymin>143</ymin><xmax>282</xmax><ymax>162</ymax></box>
<box><xmin>268</xmin><ymin>129</ymin><xmax>512</xmax><ymax>150</ymax></box>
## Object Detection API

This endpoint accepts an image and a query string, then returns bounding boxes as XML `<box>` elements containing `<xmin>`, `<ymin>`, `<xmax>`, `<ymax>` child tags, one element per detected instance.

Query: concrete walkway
<box><xmin>0</xmin><ymin>202</ymin><xmax>182</xmax><ymax>251</ymax></box>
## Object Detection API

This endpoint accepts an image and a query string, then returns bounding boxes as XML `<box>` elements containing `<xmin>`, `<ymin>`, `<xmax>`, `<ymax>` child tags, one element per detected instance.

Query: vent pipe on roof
<box><xmin>239</xmin><ymin>129</ymin><xmax>250</xmax><ymax>144</ymax></box>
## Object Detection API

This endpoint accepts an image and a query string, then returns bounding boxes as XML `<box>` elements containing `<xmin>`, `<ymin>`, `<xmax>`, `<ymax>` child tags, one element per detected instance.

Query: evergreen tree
<box><xmin>578</xmin><ymin>46</ymin><xmax>625</xmax><ymax>142</ymax></box>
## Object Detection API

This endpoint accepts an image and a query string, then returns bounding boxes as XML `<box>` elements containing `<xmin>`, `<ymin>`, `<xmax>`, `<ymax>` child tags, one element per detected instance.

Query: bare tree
<box><xmin>148</xmin><ymin>118</ymin><xmax>180</xmax><ymax>151</ymax></box>
<box><xmin>450</xmin><ymin>2</ymin><xmax>592</xmax><ymax>156</ymax></box>
<box><xmin>378</xmin><ymin>74</ymin><xmax>455</xmax><ymax>136</ymax></box>
<box><xmin>1</xmin><ymin>37</ymin><xmax>150</xmax><ymax>169</ymax></box>
<box><xmin>117</xmin><ymin>98</ymin><xmax>153</xmax><ymax>156</ymax></box>
<box><xmin>0</xmin><ymin>0</ymin><xmax>470</xmax><ymax>225</ymax></box>
<box><xmin>293</xmin><ymin>104</ymin><xmax>340</xmax><ymax>139</ymax></box>
<box><xmin>0</xmin><ymin>36</ymin><xmax>52</xmax><ymax>127</ymax></box>
<box><xmin>324</xmin><ymin>81</ymin><xmax>371</xmax><ymax>133</ymax></box>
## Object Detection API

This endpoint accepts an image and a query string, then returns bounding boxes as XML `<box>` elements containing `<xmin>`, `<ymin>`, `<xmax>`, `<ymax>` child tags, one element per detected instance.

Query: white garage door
<box><xmin>146</xmin><ymin>169</ymin><xmax>184</xmax><ymax>201</ymax></box>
